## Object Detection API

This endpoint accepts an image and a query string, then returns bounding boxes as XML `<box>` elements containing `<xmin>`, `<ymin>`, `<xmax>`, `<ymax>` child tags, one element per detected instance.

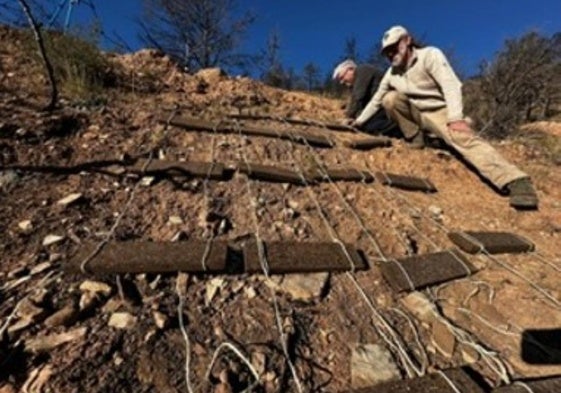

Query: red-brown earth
<box><xmin>1</xmin><ymin>26</ymin><xmax>561</xmax><ymax>393</ymax></box>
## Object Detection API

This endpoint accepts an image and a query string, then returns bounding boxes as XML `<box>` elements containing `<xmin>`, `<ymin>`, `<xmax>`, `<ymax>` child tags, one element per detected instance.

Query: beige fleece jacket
<box><xmin>355</xmin><ymin>46</ymin><xmax>464</xmax><ymax>125</ymax></box>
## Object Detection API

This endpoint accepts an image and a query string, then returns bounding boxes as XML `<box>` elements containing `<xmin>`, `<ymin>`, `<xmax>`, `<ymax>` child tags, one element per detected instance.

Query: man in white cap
<box><xmin>332</xmin><ymin>59</ymin><xmax>397</xmax><ymax>135</ymax></box>
<box><xmin>352</xmin><ymin>25</ymin><xmax>537</xmax><ymax>209</ymax></box>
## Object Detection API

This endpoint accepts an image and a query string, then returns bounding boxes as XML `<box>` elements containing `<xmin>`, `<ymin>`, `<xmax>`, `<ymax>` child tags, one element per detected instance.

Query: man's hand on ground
<box><xmin>447</xmin><ymin>120</ymin><xmax>473</xmax><ymax>133</ymax></box>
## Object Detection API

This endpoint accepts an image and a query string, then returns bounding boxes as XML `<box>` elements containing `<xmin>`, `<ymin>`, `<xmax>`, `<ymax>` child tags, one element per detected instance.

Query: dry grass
<box><xmin>22</xmin><ymin>28</ymin><xmax>118</xmax><ymax>100</ymax></box>
<box><xmin>517</xmin><ymin>122</ymin><xmax>561</xmax><ymax>165</ymax></box>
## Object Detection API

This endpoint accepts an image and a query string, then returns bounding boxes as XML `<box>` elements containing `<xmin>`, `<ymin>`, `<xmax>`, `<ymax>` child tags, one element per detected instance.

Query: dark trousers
<box><xmin>358</xmin><ymin>109</ymin><xmax>400</xmax><ymax>136</ymax></box>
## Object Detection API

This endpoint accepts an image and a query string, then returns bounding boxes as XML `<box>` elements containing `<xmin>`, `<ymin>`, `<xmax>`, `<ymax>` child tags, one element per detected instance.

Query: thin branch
<box><xmin>17</xmin><ymin>0</ymin><xmax>58</xmax><ymax>111</ymax></box>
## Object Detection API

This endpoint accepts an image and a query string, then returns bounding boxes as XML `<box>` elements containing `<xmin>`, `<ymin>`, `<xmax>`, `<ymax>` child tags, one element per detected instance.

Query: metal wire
<box><xmin>513</xmin><ymin>381</ymin><xmax>535</xmax><ymax>393</ymax></box>
<box><xmin>271</xmin><ymin>117</ymin><xmax>426</xmax><ymax>377</ymax></box>
<box><xmin>294</xmin><ymin>118</ymin><xmax>511</xmax><ymax>381</ymax></box>
<box><xmin>79</xmin><ymin>108</ymin><xmax>180</xmax><ymax>273</ymax></box>
<box><xmin>437</xmin><ymin>371</ymin><xmax>463</xmax><ymax>393</ymax></box>
<box><xmin>233</xmin><ymin>120</ymin><xmax>304</xmax><ymax>393</ymax></box>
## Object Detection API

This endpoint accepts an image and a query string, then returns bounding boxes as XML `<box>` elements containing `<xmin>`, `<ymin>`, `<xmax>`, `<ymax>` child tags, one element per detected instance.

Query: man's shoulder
<box><xmin>416</xmin><ymin>46</ymin><xmax>445</xmax><ymax>59</ymax></box>
<box><xmin>356</xmin><ymin>64</ymin><xmax>382</xmax><ymax>80</ymax></box>
<box><xmin>359</xmin><ymin>63</ymin><xmax>383</xmax><ymax>72</ymax></box>
<box><xmin>357</xmin><ymin>63</ymin><xmax>378</xmax><ymax>71</ymax></box>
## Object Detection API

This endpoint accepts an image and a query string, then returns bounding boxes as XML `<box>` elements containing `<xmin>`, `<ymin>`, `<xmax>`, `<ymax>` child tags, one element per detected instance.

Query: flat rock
<box><xmin>79</xmin><ymin>291</ymin><xmax>98</xmax><ymax>311</ymax></box>
<box><xmin>79</xmin><ymin>280</ymin><xmax>112</xmax><ymax>296</ymax></box>
<box><xmin>354</xmin><ymin>368</ymin><xmax>485</xmax><ymax>393</ymax></box>
<box><xmin>56</xmin><ymin>193</ymin><xmax>83</xmax><ymax>206</ymax></box>
<box><xmin>431</xmin><ymin>320</ymin><xmax>456</xmax><ymax>358</ymax></box>
<box><xmin>30</xmin><ymin>262</ymin><xmax>52</xmax><ymax>275</ymax></box>
<box><xmin>428</xmin><ymin>205</ymin><xmax>443</xmax><ymax>220</ymax></box>
<box><xmin>42</xmin><ymin>234</ymin><xmax>65</xmax><ymax>247</ymax></box>
<box><xmin>205</xmin><ymin>277</ymin><xmax>225</xmax><ymax>305</ymax></box>
<box><xmin>108</xmin><ymin>312</ymin><xmax>137</xmax><ymax>329</ymax></box>
<box><xmin>266</xmin><ymin>273</ymin><xmax>329</xmax><ymax>301</ymax></box>
<box><xmin>461</xmin><ymin>347</ymin><xmax>480</xmax><ymax>364</ymax></box>
<box><xmin>18</xmin><ymin>220</ymin><xmax>33</xmax><ymax>232</ymax></box>
<box><xmin>351</xmin><ymin>344</ymin><xmax>400</xmax><ymax>389</ymax></box>
<box><xmin>25</xmin><ymin>327</ymin><xmax>87</xmax><ymax>353</ymax></box>
<box><xmin>168</xmin><ymin>216</ymin><xmax>183</xmax><ymax>225</ymax></box>
<box><xmin>399</xmin><ymin>291</ymin><xmax>438</xmax><ymax>322</ymax></box>
<box><xmin>153</xmin><ymin>311</ymin><xmax>169</xmax><ymax>329</ymax></box>
<box><xmin>140</xmin><ymin>176</ymin><xmax>155</xmax><ymax>186</ymax></box>
<box><xmin>251</xmin><ymin>351</ymin><xmax>267</xmax><ymax>376</ymax></box>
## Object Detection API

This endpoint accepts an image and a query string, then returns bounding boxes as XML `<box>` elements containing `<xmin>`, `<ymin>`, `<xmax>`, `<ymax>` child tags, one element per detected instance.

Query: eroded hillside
<box><xmin>1</xmin><ymin>25</ymin><xmax>561</xmax><ymax>393</ymax></box>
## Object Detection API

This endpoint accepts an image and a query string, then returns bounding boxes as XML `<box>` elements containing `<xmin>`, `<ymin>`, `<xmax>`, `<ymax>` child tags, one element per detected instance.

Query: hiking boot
<box><xmin>507</xmin><ymin>177</ymin><xmax>538</xmax><ymax>210</ymax></box>
<box><xmin>407</xmin><ymin>132</ymin><xmax>425</xmax><ymax>149</ymax></box>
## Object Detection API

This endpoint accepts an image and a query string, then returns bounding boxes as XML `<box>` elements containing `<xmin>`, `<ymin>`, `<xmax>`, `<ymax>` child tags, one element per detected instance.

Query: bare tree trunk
<box><xmin>17</xmin><ymin>0</ymin><xmax>58</xmax><ymax>111</ymax></box>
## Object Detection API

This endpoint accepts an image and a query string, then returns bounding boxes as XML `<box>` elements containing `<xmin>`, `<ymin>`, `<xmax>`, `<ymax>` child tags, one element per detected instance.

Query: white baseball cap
<box><xmin>381</xmin><ymin>25</ymin><xmax>409</xmax><ymax>52</ymax></box>
<box><xmin>332</xmin><ymin>59</ymin><xmax>357</xmax><ymax>80</ymax></box>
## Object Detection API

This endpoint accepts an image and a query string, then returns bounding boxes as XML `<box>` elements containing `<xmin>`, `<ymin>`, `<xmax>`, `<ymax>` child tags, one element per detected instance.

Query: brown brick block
<box><xmin>68</xmin><ymin>241</ymin><xmax>229</xmax><ymax>274</ymax></box>
<box><xmin>448</xmin><ymin>231</ymin><xmax>535</xmax><ymax>254</ymax></box>
<box><xmin>243</xmin><ymin>241</ymin><xmax>368</xmax><ymax>274</ymax></box>
<box><xmin>379</xmin><ymin>249</ymin><xmax>476</xmax><ymax>293</ymax></box>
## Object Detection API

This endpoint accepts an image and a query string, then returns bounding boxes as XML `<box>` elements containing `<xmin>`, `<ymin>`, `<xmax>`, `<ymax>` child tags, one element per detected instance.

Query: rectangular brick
<box><xmin>343</xmin><ymin>136</ymin><xmax>392</xmax><ymax>150</ymax></box>
<box><xmin>307</xmin><ymin>167</ymin><xmax>375</xmax><ymax>183</ymax></box>
<box><xmin>228</xmin><ymin>113</ymin><xmax>356</xmax><ymax>132</ymax></box>
<box><xmin>375</xmin><ymin>172</ymin><xmax>437</xmax><ymax>192</ymax></box>
<box><xmin>129</xmin><ymin>159</ymin><xmax>225</xmax><ymax>180</ymax></box>
<box><xmin>166</xmin><ymin>116</ymin><xmax>221</xmax><ymax>131</ymax></box>
<box><xmin>448</xmin><ymin>231</ymin><xmax>535</xmax><ymax>254</ymax></box>
<box><xmin>67</xmin><ymin>241</ymin><xmax>230</xmax><ymax>274</ymax></box>
<box><xmin>243</xmin><ymin>241</ymin><xmax>368</xmax><ymax>274</ymax></box>
<box><xmin>237</xmin><ymin>162</ymin><xmax>306</xmax><ymax>185</ymax></box>
<box><xmin>379</xmin><ymin>249</ymin><xmax>476</xmax><ymax>293</ymax></box>
<box><xmin>165</xmin><ymin>116</ymin><xmax>334</xmax><ymax>147</ymax></box>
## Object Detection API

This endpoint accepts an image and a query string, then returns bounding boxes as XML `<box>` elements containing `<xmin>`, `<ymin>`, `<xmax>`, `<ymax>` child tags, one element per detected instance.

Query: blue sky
<box><xmin>47</xmin><ymin>0</ymin><xmax>560</xmax><ymax>78</ymax></box>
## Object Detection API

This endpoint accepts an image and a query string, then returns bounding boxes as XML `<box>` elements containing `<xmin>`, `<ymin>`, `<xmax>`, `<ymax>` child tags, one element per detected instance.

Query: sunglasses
<box><xmin>383</xmin><ymin>43</ymin><xmax>399</xmax><ymax>60</ymax></box>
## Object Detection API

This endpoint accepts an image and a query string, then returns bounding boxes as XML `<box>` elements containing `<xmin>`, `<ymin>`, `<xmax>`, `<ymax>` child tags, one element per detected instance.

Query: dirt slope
<box><xmin>1</xmin><ymin>26</ymin><xmax>561</xmax><ymax>393</ymax></box>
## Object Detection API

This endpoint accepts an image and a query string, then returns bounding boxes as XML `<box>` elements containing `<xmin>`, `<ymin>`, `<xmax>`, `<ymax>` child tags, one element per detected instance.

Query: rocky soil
<box><xmin>1</xmin><ymin>25</ymin><xmax>561</xmax><ymax>393</ymax></box>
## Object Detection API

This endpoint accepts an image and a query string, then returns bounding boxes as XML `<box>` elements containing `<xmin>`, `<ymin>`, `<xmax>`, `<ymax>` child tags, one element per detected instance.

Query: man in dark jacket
<box><xmin>333</xmin><ymin>59</ymin><xmax>397</xmax><ymax>135</ymax></box>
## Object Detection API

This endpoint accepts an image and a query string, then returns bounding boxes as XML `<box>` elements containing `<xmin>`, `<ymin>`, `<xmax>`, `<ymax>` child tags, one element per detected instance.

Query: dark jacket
<box><xmin>346</xmin><ymin>64</ymin><xmax>383</xmax><ymax>118</ymax></box>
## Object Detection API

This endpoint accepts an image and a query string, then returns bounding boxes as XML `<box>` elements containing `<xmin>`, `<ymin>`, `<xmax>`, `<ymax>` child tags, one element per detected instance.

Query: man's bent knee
<box><xmin>382</xmin><ymin>91</ymin><xmax>408</xmax><ymax>111</ymax></box>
